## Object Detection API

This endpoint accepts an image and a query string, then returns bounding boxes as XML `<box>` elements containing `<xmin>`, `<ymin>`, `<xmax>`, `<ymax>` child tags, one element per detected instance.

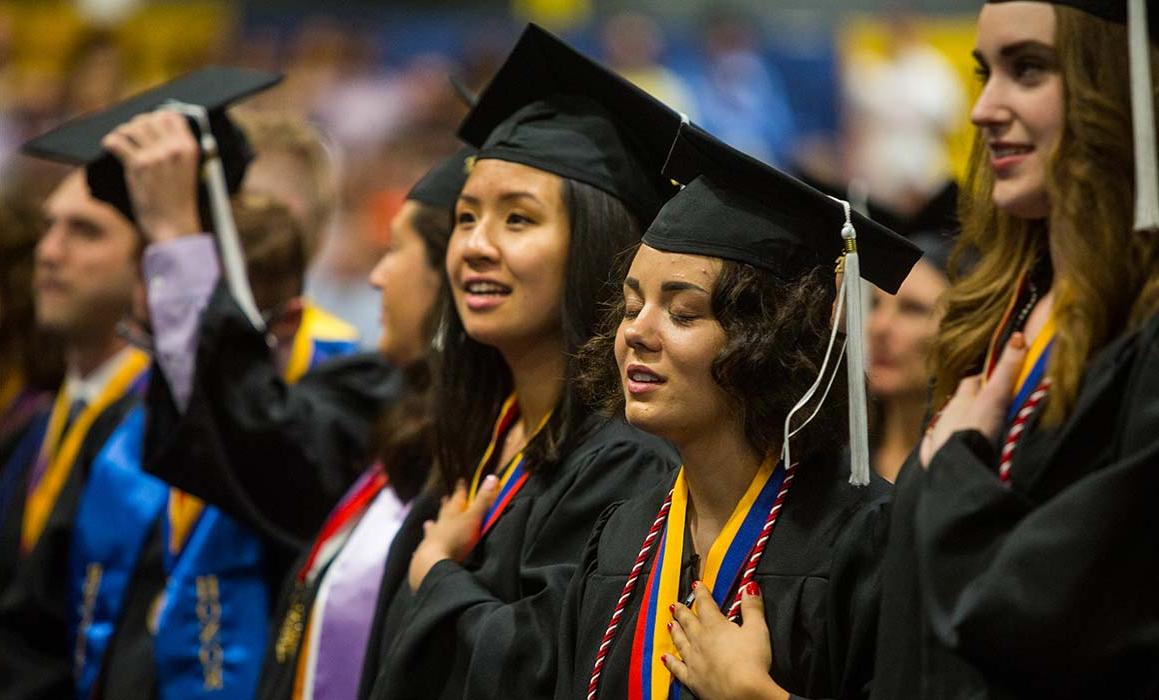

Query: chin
<box><xmin>623</xmin><ymin>399</ymin><xmax>672</xmax><ymax>439</ymax></box>
<box><xmin>992</xmin><ymin>184</ymin><xmax>1049</xmax><ymax>220</ymax></box>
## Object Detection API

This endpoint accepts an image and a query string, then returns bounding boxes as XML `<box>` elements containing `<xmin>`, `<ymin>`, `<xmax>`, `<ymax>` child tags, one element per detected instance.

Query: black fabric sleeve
<box><xmin>373</xmin><ymin>437</ymin><xmax>674</xmax><ymax>700</ymax></box>
<box><xmin>553</xmin><ymin>500</ymin><xmax>622</xmax><ymax>700</ymax></box>
<box><xmin>143</xmin><ymin>284</ymin><xmax>400</xmax><ymax>549</ymax></box>
<box><xmin>914</xmin><ymin>335</ymin><xmax>1159</xmax><ymax>696</ymax></box>
<box><xmin>822</xmin><ymin>493</ymin><xmax>893</xmax><ymax>700</ymax></box>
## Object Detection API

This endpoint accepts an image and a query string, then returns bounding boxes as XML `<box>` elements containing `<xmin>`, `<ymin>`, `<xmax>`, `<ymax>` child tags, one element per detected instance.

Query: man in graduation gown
<box><xmin>0</xmin><ymin>168</ymin><xmax>150</xmax><ymax>699</ymax></box>
<box><xmin>3</xmin><ymin>67</ymin><xmax>391</xmax><ymax>699</ymax></box>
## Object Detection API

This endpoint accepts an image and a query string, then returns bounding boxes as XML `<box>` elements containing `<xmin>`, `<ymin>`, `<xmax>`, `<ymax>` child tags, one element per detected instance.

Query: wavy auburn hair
<box><xmin>932</xmin><ymin>6</ymin><xmax>1159</xmax><ymax>425</ymax></box>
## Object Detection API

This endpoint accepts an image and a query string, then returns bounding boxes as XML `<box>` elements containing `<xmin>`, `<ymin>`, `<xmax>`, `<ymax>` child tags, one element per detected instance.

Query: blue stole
<box><xmin>152</xmin><ymin>506</ymin><xmax>268</xmax><ymax>699</ymax></box>
<box><xmin>70</xmin><ymin>313</ymin><xmax>360</xmax><ymax>698</ymax></box>
<box><xmin>70</xmin><ymin>406</ymin><xmax>168</xmax><ymax>694</ymax></box>
<box><xmin>71</xmin><ymin>406</ymin><xmax>269</xmax><ymax>699</ymax></box>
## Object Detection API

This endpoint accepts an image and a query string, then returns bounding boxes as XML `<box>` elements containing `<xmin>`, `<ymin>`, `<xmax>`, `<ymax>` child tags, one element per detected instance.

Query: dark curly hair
<box><xmin>579</xmin><ymin>248</ymin><xmax>846</xmax><ymax>463</ymax></box>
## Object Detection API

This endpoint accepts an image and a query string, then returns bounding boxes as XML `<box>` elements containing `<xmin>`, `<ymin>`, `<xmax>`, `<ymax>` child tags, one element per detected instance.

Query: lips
<box><xmin>461</xmin><ymin>276</ymin><xmax>512</xmax><ymax>311</ymax></box>
<box><xmin>625</xmin><ymin>363</ymin><xmax>665</xmax><ymax>396</ymax></box>
<box><xmin>464</xmin><ymin>280</ymin><xmax>512</xmax><ymax>295</ymax></box>
<box><xmin>988</xmin><ymin>142</ymin><xmax>1034</xmax><ymax>173</ymax></box>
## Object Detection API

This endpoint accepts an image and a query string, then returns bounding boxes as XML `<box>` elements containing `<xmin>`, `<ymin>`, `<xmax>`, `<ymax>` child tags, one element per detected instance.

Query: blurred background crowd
<box><xmin>0</xmin><ymin>0</ymin><xmax>976</xmax><ymax>348</ymax></box>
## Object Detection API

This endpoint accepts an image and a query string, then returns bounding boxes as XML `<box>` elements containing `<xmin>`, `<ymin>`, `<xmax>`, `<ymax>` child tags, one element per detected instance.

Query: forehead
<box><xmin>628</xmin><ymin>244</ymin><xmax>721</xmax><ymax>290</ymax></box>
<box><xmin>976</xmin><ymin>2</ymin><xmax>1056</xmax><ymax>52</ymax></box>
<box><xmin>45</xmin><ymin>171</ymin><xmax>135</xmax><ymax>233</ymax></box>
<box><xmin>461</xmin><ymin>158</ymin><xmax>563</xmax><ymax>202</ymax></box>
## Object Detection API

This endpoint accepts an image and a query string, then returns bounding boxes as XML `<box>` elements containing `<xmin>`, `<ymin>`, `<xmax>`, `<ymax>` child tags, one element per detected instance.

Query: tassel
<box><xmin>1130</xmin><ymin>0</ymin><xmax>1159</xmax><ymax>232</ymax></box>
<box><xmin>839</xmin><ymin>202</ymin><xmax>871</xmax><ymax>486</ymax></box>
<box><xmin>162</xmin><ymin>101</ymin><xmax>266</xmax><ymax>330</ymax></box>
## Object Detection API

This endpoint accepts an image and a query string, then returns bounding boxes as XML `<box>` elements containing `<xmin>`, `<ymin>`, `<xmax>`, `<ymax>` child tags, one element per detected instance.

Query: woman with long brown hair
<box><xmin>870</xmin><ymin>1</ymin><xmax>1159</xmax><ymax>697</ymax></box>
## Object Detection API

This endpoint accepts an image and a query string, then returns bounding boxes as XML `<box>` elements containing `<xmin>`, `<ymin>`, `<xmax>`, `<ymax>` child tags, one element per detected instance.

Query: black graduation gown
<box><xmin>0</xmin><ymin>390</ymin><xmax>138</xmax><ymax>700</ymax></box>
<box><xmin>143</xmin><ymin>284</ymin><xmax>401</xmax><ymax>550</ymax></box>
<box><xmin>363</xmin><ymin>418</ymin><xmax>679</xmax><ymax>700</ymax></box>
<box><xmin>557</xmin><ymin>449</ymin><xmax>891</xmax><ymax>700</ymax></box>
<box><xmin>257</xmin><ymin>482</ymin><xmax>434</xmax><ymax>700</ymax></box>
<box><xmin>873</xmin><ymin>311</ymin><xmax>1159</xmax><ymax>700</ymax></box>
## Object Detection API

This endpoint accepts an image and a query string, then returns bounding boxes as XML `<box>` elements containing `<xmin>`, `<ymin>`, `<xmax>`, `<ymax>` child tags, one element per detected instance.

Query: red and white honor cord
<box><xmin>586</xmin><ymin>493</ymin><xmax>672</xmax><ymax>700</ymax></box>
<box><xmin>585</xmin><ymin>462</ymin><xmax>798</xmax><ymax>699</ymax></box>
<box><xmin>998</xmin><ymin>378</ymin><xmax>1051</xmax><ymax>483</ymax></box>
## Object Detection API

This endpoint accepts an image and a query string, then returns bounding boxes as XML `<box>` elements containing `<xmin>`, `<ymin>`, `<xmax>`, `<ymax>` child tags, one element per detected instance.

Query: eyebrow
<box><xmin>623</xmin><ymin>276</ymin><xmax>709</xmax><ymax>295</ymax></box>
<box><xmin>972</xmin><ymin>39</ymin><xmax>1055</xmax><ymax>65</ymax></box>
<box><xmin>459</xmin><ymin>191</ymin><xmax>544</xmax><ymax>207</ymax></box>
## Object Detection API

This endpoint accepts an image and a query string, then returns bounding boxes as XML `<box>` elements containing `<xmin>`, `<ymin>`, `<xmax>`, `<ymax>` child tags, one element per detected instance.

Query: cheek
<box><xmin>445</xmin><ymin>235</ymin><xmax>465</xmax><ymax>279</ymax></box>
<box><xmin>613</xmin><ymin>324</ymin><xmax>628</xmax><ymax>371</ymax></box>
<box><xmin>671</xmin><ymin>328</ymin><xmax>725</xmax><ymax>393</ymax></box>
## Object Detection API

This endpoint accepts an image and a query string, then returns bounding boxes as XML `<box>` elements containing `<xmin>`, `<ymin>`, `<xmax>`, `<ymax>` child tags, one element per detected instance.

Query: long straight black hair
<box><xmin>431</xmin><ymin>176</ymin><xmax>643</xmax><ymax>492</ymax></box>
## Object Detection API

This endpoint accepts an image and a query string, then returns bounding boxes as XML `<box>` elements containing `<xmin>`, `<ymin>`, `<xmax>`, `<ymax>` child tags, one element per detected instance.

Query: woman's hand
<box><xmin>919</xmin><ymin>333</ymin><xmax>1027</xmax><ymax>468</ymax></box>
<box><xmin>101</xmin><ymin>111</ymin><xmax>202</xmax><ymax>243</ymax></box>
<box><xmin>407</xmin><ymin>476</ymin><xmax>499</xmax><ymax>592</ymax></box>
<box><xmin>665</xmin><ymin>581</ymin><xmax>789</xmax><ymax>700</ymax></box>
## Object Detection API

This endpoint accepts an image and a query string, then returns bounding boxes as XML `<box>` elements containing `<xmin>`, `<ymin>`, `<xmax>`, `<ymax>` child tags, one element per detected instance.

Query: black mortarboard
<box><xmin>407</xmin><ymin>146</ymin><xmax>477</xmax><ymax>210</ymax></box>
<box><xmin>987</xmin><ymin>0</ymin><xmax>1159</xmax><ymax>34</ymax></box>
<box><xmin>22</xmin><ymin>66</ymin><xmax>282</xmax><ymax>223</ymax></box>
<box><xmin>458</xmin><ymin>23</ymin><xmax>684</xmax><ymax>223</ymax></box>
<box><xmin>647</xmin><ymin>123</ymin><xmax>921</xmax><ymax>294</ymax></box>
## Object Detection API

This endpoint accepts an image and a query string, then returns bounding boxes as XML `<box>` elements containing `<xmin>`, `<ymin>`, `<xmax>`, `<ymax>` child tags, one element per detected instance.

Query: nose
<box><xmin>36</xmin><ymin>223</ymin><xmax>66</xmax><ymax>267</ymax></box>
<box><xmin>867</xmin><ymin>297</ymin><xmax>892</xmax><ymax>343</ymax></box>
<box><xmin>622</xmin><ymin>305</ymin><xmax>661</xmax><ymax>354</ymax></box>
<box><xmin>458</xmin><ymin>217</ymin><xmax>500</xmax><ymax>270</ymax></box>
<box><xmin>970</xmin><ymin>75</ymin><xmax>1010</xmax><ymax>133</ymax></box>
<box><xmin>368</xmin><ymin>251</ymin><xmax>389</xmax><ymax>289</ymax></box>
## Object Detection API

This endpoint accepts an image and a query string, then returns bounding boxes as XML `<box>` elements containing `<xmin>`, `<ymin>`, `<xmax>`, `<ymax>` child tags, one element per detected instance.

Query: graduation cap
<box><xmin>23</xmin><ymin>66</ymin><xmax>282</xmax><ymax>224</ymax></box>
<box><xmin>648</xmin><ymin>123</ymin><xmax>922</xmax><ymax>485</ymax></box>
<box><xmin>407</xmin><ymin>146</ymin><xmax>477</xmax><ymax>210</ymax></box>
<box><xmin>797</xmin><ymin>174</ymin><xmax>960</xmax><ymax>274</ymax></box>
<box><xmin>649</xmin><ymin>123</ymin><xmax>921</xmax><ymax>293</ymax></box>
<box><xmin>458</xmin><ymin>23</ymin><xmax>685</xmax><ymax>223</ymax></box>
<box><xmin>23</xmin><ymin>66</ymin><xmax>283</xmax><ymax>330</ymax></box>
<box><xmin>986</xmin><ymin>0</ymin><xmax>1159</xmax><ymax>232</ymax></box>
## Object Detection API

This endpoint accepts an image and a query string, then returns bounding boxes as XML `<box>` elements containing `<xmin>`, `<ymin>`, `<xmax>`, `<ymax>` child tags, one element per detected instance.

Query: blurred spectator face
<box><xmin>602</xmin><ymin>12</ymin><xmax>663</xmax><ymax>70</ymax></box>
<box><xmin>368</xmin><ymin>200</ymin><xmax>442</xmax><ymax>366</ymax></box>
<box><xmin>970</xmin><ymin>2</ymin><xmax>1062</xmax><ymax>219</ymax></box>
<box><xmin>867</xmin><ymin>259</ymin><xmax>947</xmax><ymax>399</ymax></box>
<box><xmin>447</xmin><ymin>159</ymin><xmax>569</xmax><ymax>355</ymax></box>
<box><xmin>34</xmin><ymin>171</ymin><xmax>139</xmax><ymax>341</ymax></box>
<box><xmin>64</xmin><ymin>35</ymin><xmax>127</xmax><ymax>115</ymax></box>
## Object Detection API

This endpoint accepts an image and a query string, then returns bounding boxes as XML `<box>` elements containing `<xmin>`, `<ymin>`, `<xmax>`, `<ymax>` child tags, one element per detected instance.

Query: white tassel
<box><xmin>1130</xmin><ymin>0</ymin><xmax>1159</xmax><ymax>232</ymax></box>
<box><xmin>162</xmin><ymin>101</ymin><xmax>265</xmax><ymax>330</ymax></box>
<box><xmin>839</xmin><ymin>203</ymin><xmax>871</xmax><ymax>486</ymax></box>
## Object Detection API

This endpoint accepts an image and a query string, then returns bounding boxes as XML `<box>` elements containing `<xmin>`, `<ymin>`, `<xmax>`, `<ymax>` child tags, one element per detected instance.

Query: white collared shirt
<box><xmin>63</xmin><ymin>345</ymin><xmax>138</xmax><ymax>406</ymax></box>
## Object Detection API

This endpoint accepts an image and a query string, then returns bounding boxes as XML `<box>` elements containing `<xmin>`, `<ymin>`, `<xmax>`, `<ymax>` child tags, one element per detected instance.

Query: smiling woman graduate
<box><xmin>555</xmin><ymin>123</ymin><xmax>920</xmax><ymax>700</ymax></box>
<box><xmin>870</xmin><ymin>0</ymin><xmax>1159</xmax><ymax>697</ymax></box>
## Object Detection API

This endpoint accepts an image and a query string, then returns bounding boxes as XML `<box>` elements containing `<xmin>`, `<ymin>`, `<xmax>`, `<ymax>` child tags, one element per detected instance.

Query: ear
<box><xmin>269</xmin><ymin>296</ymin><xmax>305</xmax><ymax>346</ymax></box>
<box><xmin>131</xmin><ymin>275</ymin><xmax>148</xmax><ymax>324</ymax></box>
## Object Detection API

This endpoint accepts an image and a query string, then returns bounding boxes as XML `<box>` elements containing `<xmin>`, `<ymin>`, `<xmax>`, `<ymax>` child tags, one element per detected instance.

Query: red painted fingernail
<box><xmin>661</xmin><ymin>654</ymin><xmax>669</xmax><ymax>666</ymax></box>
<box><xmin>746</xmin><ymin>582</ymin><xmax>760</xmax><ymax>597</ymax></box>
<box><xmin>691</xmin><ymin>580</ymin><xmax>699</xmax><ymax>590</ymax></box>
<box><xmin>668</xmin><ymin>603</ymin><xmax>675</xmax><ymax>614</ymax></box>
<box><xmin>666</xmin><ymin>621</ymin><xmax>672</xmax><ymax>632</ymax></box>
